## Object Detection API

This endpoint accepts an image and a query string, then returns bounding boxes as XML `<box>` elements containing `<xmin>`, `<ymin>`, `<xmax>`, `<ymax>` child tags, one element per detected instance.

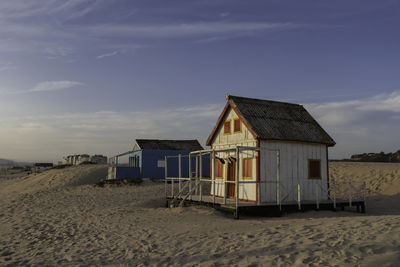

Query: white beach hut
<box><xmin>205</xmin><ymin>95</ymin><xmax>336</xmax><ymax>203</ymax></box>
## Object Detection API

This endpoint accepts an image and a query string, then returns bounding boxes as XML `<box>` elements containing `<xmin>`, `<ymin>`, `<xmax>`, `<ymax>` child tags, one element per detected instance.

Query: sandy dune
<box><xmin>1</xmin><ymin>162</ymin><xmax>400</xmax><ymax>266</ymax></box>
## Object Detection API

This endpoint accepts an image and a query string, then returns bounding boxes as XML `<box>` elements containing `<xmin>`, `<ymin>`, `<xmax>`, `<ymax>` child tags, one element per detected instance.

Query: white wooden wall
<box><xmin>107</xmin><ymin>166</ymin><xmax>116</xmax><ymax>180</ymax></box>
<box><xmin>210</xmin><ymin>107</ymin><xmax>257</xmax><ymax>201</ymax></box>
<box><xmin>260</xmin><ymin>141</ymin><xmax>328</xmax><ymax>203</ymax></box>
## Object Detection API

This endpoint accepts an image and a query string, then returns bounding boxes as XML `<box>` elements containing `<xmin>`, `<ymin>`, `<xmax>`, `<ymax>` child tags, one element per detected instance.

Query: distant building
<box><xmin>350</xmin><ymin>150</ymin><xmax>400</xmax><ymax>162</ymax></box>
<box><xmin>33</xmin><ymin>163</ymin><xmax>53</xmax><ymax>173</ymax></box>
<box><xmin>62</xmin><ymin>154</ymin><xmax>108</xmax><ymax>166</ymax></box>
<box><xmin>78</xmin><ymin>154</ymin><xmax>90</xmax><ymax>164</ymax></box>
<box><xmin>90</xmin><ymin>155</ymin><xmax>107</xmax><ymax>164</ymax></box>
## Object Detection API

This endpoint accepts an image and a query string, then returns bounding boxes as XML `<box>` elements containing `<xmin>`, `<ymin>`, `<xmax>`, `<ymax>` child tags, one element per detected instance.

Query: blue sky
<box><xmin>0</xmin><ymin>0</ymin><xmax>399</xmax><ymax>161</ymax></box>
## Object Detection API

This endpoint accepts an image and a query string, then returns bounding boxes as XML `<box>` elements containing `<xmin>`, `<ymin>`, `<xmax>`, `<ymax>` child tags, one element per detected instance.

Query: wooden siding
<box><xmin>209</xmin><ymin>106</ymin><xmax>329</xmax><ymax>203</ymax></box>
<box><xmin>260</xmin><ymin>140</ymin><xmax>328</xmax><ymax>203</ymax></box>
<box><xmin>210</xmin><ymin>106</ymin><xmax>257</xmax><ymax>201</ymax></box>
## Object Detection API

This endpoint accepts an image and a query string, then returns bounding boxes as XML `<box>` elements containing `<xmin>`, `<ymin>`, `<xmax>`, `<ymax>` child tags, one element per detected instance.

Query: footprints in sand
<box><xmin>330</xmin><ymin>162</ymin><xmax>400</xmax><ymax>197</ymax></box>
<box><xmin>1</xmin><ymin>163</ymin><xmax>400</xmax><ymax>265</ymax></box>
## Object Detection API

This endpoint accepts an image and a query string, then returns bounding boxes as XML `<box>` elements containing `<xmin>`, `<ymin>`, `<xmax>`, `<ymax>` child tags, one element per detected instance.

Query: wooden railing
<box><xmin>165</xmin><ymin>147</ymin><xmax>367</xmax><ymax>213</ymax></box>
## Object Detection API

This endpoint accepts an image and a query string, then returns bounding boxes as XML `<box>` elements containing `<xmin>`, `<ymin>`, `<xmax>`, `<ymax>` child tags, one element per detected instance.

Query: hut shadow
<box><xmin>234</xmin><ymin>194</ymin><xmax>400</xmax><ymax>220</ymax></box>
<box><xmin>239</xmin><ymin>209</ymin><xmax>362</xmax><ymax>221</ymax></box>
<box><xmin>364</xmin><ymin>193</ymin><xmax>400</xmax><ymax>216</ymax></box>
<box><xmin>137</xmin><ymin>193</ymin><xmax>400</xmax><ymax>219</ymax></box>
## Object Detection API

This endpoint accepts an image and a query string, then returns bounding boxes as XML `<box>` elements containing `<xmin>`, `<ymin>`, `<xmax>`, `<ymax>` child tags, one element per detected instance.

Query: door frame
<box><xmin>225</xmin><ymin>156</ymin><xmax>237</xmax><ymax>198</ymax></box>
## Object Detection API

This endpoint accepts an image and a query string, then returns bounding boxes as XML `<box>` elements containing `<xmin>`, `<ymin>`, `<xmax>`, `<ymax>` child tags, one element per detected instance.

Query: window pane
<box><xmin>242</xmin><ymin>158</ymin><xmax>252</xmax><ymax>178</ymax></box>
<box><xmin>216</xmin><ymin>160</ymin><xmax>223</xmax><ymax>177</ymax></box>
<box><xmin>224</xmin><ymin>121</ymin><xmax>230</xmax><ymax>134</ymax></box>
<box><xmin>309</xmin><ymin>159</ymin><xmax>321</xmax><ymax>179</ymax></box>
<box><xmin>248</xmin><ymin>159</ymin><xmax>252</xmax><ymax>177</ymax></box>
<box><xmin>157</xmin><ymin>160</ymin><xmax>165</xmax><ymax>168</ymax></box>
<box><xmin>234</xmin><ymin>119</ymin><xmax>241</xmax><ymax>132</ymax></box>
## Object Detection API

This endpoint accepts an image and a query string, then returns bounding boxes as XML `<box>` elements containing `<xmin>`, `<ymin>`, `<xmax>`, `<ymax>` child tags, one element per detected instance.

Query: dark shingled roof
<box><xmin>135</xmin><ymin>139</ymin><xmax>204</xmax><ymax>151</ymax></box>
<box><xmin>208</xmin><ymin>95</ymin><xmax>335</xmax><ymax>146</ymax></box>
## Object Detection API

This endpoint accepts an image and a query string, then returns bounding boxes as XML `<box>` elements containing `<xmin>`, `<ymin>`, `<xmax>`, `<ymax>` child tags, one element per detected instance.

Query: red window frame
<box><xmin>242</xmin><ymin>158</ymin><xmax>252</xmax><ymax>179</ymax></box>
<box><xmin>224</xmin><ymin>120</ymin><xmax>231</xmax><ymax>134</ymax></box>
<box><xmin>234</xmin><ymin>119</ymin><xmax>241</xmax><ymax>132</ymax></box>
<box><xmin>215</xmin><ymin>160</ymin><xmax>223</xmax><ymax>178</ymax></box>
<box><xmin>308</xmin><ymin>159</ymin><xmax>321</xmax><ymax>179</ymax></box>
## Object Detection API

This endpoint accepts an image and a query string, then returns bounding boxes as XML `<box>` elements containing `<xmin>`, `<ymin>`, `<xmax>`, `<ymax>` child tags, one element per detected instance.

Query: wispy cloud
<box><xmin>0</xmin><ymin>0</ymin><xmax>302</xmax><ymax>58</ymax></box>
<box><xmin>0</xmin><ymin>22</ymin><xmax>48</xmax><ymax>37</ymax></box>
<box><xmin>0</xmin><ymin>0</ymin><xmax>96</xmax><ymax>19</ymax></box>
<box><xmin>96</xmin><ymin>51</ymin><xmax>118</xmax><ymax>59</ymax></box>
<box><xmin>0</xmin><ymin>63</ymin><xmax>17</xmax><ymax>72</ymax></box>
<box><xmin>1</xmin><ymin>91</ymin><xmax>400</xmax><ymax>161</ymax></box>
<box><xmin>0</xmin><ymin>0</ymin><xmax>99</xmax><ymax>54</ymax></box>
<box><xmin>50</xmin><ymin>0</ymin><xmax>98</xmax><ymax>16</ymax></box>
<box><xmin>0</xmin><ymin>104</ymin><xmax>222</xmax><ymax>161</ymax></box>
<box><xmin>43</xmin><ymin>45</ymin><xmax>74</xmax><ymax>57</ymax></box>
<box><xmin>86</xmin><ymin>22</ymin><xmax>300</xmax><ymax>39</ymax></box>
<box><xmin>356</xmin><ymin>92</ymin><xmax>400</xmax><ymax>112</ymax></box>
<box><xmin>0</xmin><ymin>80</ymin><xmax>83</xmax><ymax>95</ymax></box>
<box><xmin>306</xmin><ymin>91</ymin><xmax>400</xmax><ymax>125</ymax></box>
<box><xmin>305</xmin><ymin>91</ymin><xmax>400</xmax><ymax>157</ymax></box>
<box><xmin>29</xmin><ymin>80</ymin><xmax>83</xmax><ymax>92</ymax></box>
<box><xmin>194</xmin><ymin>34</ymin><xmax>244</xmax><ymax>44</ymax></box>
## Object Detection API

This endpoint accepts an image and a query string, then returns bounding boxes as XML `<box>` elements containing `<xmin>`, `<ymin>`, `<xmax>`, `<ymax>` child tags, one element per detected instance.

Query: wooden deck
<box><xmin>166</xmin><ymin>195</ymin><xmax>366</xmax><ymax>219</ymax></box>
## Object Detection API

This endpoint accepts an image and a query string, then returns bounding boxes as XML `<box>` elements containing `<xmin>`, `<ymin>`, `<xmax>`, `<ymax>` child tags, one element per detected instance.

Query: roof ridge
<box><xmin>248</xmin><ymin>116</ymin><xmax>311</xmax><ymax>122</ymax></box>
<box><xmin>228</xmin><ymin>94</ymin><xmax>303</xmax><ymax>107</ymax></box>
<box><xmin>135</xmin><ymin>139</ymin><xmax>203</xmax><ymax>150</ymax></box>
<box><xmin>136</xmin><ymin>139</ymin><xmax>199</xmax><ymax>141</ymax></box>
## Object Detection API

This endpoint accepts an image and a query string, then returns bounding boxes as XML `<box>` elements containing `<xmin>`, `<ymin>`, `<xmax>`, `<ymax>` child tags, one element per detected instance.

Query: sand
<box><xmin>1</xmin><ymin>162</ymin><xmax>399</xmax><ymax>266</ymax></box>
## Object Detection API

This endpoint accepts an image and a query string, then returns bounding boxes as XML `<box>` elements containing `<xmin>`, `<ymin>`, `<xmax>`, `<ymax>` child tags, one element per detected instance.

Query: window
<box><xmin>129</xmin><ymin>156</ymin><xmax>139</xmax><ymax>167</ymax></box>
<box><xmin>242</xmin><ymin>158</ymin><xmax>252</xmax><ymax>179</ymax></box>
<box><xmin>157</xmin><ymin>159</ymin><xmax>165</xmax><ymax>168</ymax></box>
<box><xmin>215</xmin><ymin>159</ymin><xmax>223</xmax><ymax>178</ymax></box>
<box><xmin>308</xmin><ymin>159</ymin><xmax>321</xmax><ymax>179</ymax></box>
<box><xmin>234</xmin><ymin>118</ymin><xmax>241</xmax><ymax>132</ymax></box>
<box><xmin>224</xmin><ymin>120</ymin><xmax>231</xmax><ymax>134</ymax></box>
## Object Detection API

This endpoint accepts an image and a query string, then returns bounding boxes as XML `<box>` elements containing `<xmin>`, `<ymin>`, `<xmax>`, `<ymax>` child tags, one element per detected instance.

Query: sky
<box><xmin>0</xmin><ymin>0</ymin><xmax>399</xmax><ymax>162</ymax></box>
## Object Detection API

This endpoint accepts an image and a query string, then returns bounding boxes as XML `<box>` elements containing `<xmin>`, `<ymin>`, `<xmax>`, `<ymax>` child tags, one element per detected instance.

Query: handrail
<box><xmin>166</xmin><ymin>176</ymin><xmax>366</xmax><ymax>209</ymax></box>
<box><xmin>165</xmin><ymin>147</ymin><xmax>366</xmax><ymax>210</ymax></box>
<box><xmin>279</xmin><ymin>184</ymin><xmax>298</xmax><ymax>203</ymax></box>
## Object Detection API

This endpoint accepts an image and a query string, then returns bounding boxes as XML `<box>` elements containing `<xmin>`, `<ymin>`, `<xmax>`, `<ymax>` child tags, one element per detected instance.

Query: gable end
<box><xmin>206</xmin><ymin>100</ymin><xmax>258</xmax><ymax>146</ymax></box>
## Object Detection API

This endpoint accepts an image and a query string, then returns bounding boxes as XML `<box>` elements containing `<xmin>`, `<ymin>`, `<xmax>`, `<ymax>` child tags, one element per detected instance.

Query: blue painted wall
<box><xmin>142</xmin><ymin>149</ymin><xmax>210</xmax><ymax>180</ymax></box>
<box><xmin>116</xmin><ymin>167</ymin><xmax>141</xmax><ymax>179</ymax></box>
<box><xmin>128</xmin><ymin>150</ymin><xmax>143</xmax><ymax>175</ymax></box>
<box><xmin>115</xmin><ymin>149</ymin><xmax>210</xmax><ymax>180</ymax></box>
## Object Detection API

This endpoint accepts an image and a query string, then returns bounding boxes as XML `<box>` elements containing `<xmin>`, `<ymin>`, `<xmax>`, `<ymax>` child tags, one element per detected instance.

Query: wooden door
<box><xmin>227</xmin><ymin>160</ymin><xmax>236</xmax><ymax>198</ymax></box>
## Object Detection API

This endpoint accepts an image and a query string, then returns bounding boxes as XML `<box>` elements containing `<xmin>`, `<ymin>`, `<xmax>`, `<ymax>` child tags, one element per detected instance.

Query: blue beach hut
<box><xmin>108</xmin><ymin>139</ymin><xmax>209</xmax><ymax>180</ymax></box>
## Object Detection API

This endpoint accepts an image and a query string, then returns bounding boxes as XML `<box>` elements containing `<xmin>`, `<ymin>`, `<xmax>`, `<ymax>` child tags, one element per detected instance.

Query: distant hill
<box><xmin>350</xmin><ymin>150</ymin><xmax>400</xmax><ymax>163</ymax></box>
<box><xmin>0</xmin><ymin>158</ymin><xmax>33</xmax><ymax>167</ymax></box>
<box><xmin>0</xmin><ymin>158</ymin><xmax>16</xmax><ymax>167</ymax></box>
